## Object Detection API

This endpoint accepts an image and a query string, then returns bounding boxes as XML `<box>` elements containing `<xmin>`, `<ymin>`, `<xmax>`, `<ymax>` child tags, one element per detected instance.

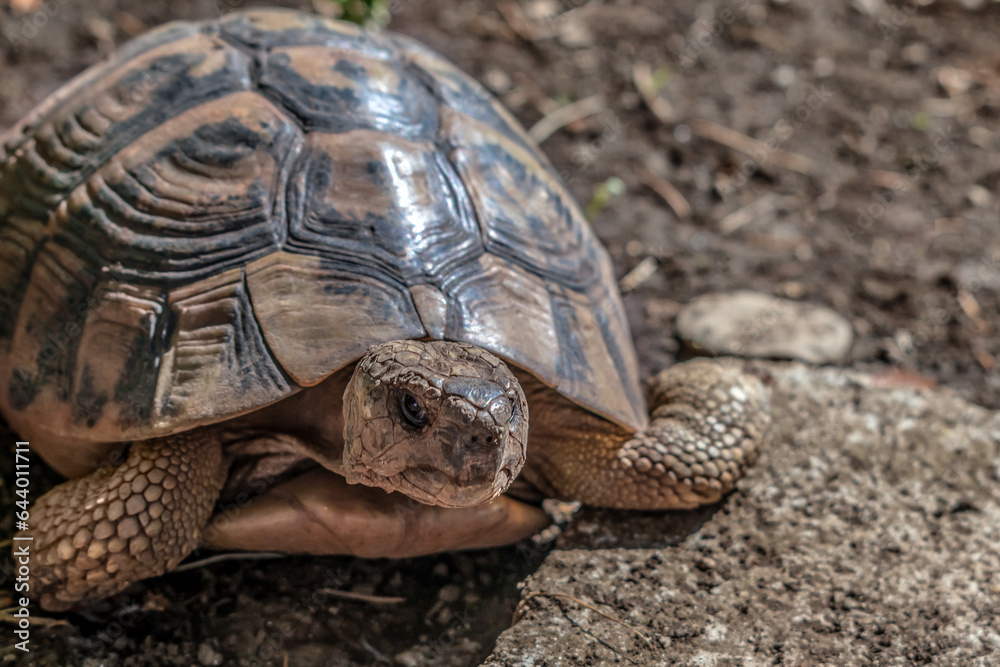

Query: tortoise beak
<box><xmin>396</xmin><ymin>462</ymin><xmax>516</xmax><ymax>508</ymax></box>
<box><xmin>340</xmin><ymin>410</ymin><xmax>525</xmax><ymax>506</ymax></box>
<box><xmin>344</xmin><ymin>453</ymin><xmax>517</xmax><ymax>509</ymax></box>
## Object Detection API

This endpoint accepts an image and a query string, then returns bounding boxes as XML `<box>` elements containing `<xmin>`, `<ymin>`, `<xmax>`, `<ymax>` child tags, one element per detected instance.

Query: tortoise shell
<box><xmin>0</xmin><ymin>9</ymin><xmax>645</xmax><ymax>446</ymax></box>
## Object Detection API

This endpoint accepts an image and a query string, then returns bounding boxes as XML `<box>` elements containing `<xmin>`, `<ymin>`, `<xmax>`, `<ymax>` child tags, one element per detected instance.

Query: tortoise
<box><xmin>1</xmin><ymin>9</ymin><xmax>770</xmax><ymax>611</ymax></box>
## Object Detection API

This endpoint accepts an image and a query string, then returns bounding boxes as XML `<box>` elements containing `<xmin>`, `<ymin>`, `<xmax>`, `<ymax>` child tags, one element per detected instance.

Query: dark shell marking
<box><xmin>0</xmin><ymin>9</ymin><xmax>645</xmax><ymax>443</ymax></box>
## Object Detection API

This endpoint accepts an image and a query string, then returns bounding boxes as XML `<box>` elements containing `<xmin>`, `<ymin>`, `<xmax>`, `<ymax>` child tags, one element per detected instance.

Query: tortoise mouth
<box><xmin>218</xmin><ymin>455</ymin><xmax>510</xmax><ymax>516</ymax></box>
<box><xmin>346</xmin><ymin>465</ymin><xmax>512</xmax><ymax>509</ymax></box>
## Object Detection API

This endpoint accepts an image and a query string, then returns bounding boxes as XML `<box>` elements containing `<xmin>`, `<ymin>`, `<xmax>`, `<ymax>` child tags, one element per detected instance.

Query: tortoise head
<box><xmin>341</xmin><ymin>340</ymin><xmax>528</xmax><ymax>508</ymax></box>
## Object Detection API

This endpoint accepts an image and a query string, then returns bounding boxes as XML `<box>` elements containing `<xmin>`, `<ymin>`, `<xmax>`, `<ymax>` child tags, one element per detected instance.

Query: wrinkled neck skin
<box><xmin>222</xmin><ymin>364</ymin><xmax>357</xmax><ymax>493</ymax></box>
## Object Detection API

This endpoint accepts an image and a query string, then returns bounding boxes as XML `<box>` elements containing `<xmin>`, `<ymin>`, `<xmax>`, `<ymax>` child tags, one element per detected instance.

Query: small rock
<box><xmin>438</xmin><ymin>584</ymin><xmax>462</xmax><ymax>603</ymax></box>
<box><xmin>197</xmin><ymin>642</ymin><xmax>223</xmax><ymax>667</ymax></box>
<box><xmin>676</xmin><ymin>291</ymin><xmax>853</xmax><ymax>363</ymax></box>
<box><xmin>771</xmin><ymin>64</ymin><xmax>797</xmax><ymax>88</ymax></box>
<box><xmin>862</xmin><ymin>277</ymin><xmax>902</xmax><ymax>303</ymax></box>
<box><xmin>868</xmin><ymin>48</ymin><xmax>889</xmax><ymax>70</ymax></box>
<box><xmin>954</xmin><ymin>259</ymin><xmax>1000</xmax><ymax>290</ymax></box>
<box><xmin>395</xmin><ymin>649</ymin><xmax>424</xmax><ymax>667</ymax></box>
<box><xmin>854</xmin><ymin>0</ymin><xmax>885</xmax><ymax>16</ymax></box>
<box><xmin>938</xmin><ymin>65</ymin><xmax>973</xmax><ymax>96</ymax></box>
<box><xmin>284</xmin><ymin>643</ymin><xmax>354</xmax><ymax>667</ymax></box>
<box><xmin>524</xmin><ymin>0</ymin><xmax>558</xmax><ymax>20</ymax></box>
<box><xmin>436</xmin><ymin>606</ymin><xmax>454</xmax><ymax>625</ymax></box>
<box><xmin>968</xmin><ymin>126</ymin><xmax>993</xmax><ymax>148</ymax></box>
<box><xmin>483</xmin><ymin>67</ymin><xmax>512</xmax><ymax>94</ymax></box>
<box><xmin>967</xmin><ymin>184</ymin><xmax>992</xmax><ymax>207</ymax></box>
<box><xmin>558</xmin><ymin>16</ymin><xmax>593</xmax><ymax>49</ymax></box>
<box><xmin>814</xmin><ymin>56</ymin><xmax>836</xmax><ymax>78</ymax></box>
<box><xmin>853</xmin><ymin>0</ymin><xmax>884</xmax><ymax>16</ymax></box>
<box><xmin>901</xmin><ymin>43</ymin><xmax>929</xmax><ymax>65</ymax></box>
<box><xmin>695</xmin><ymin>557</ymin><xmax>717</xmax><ymax>570</ymax></box>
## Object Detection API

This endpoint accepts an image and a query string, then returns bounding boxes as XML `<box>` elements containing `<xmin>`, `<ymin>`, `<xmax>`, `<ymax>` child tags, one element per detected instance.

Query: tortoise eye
<box><xmin>399</xmin><ymin>392</ymin><xmax>428</xmax><ymax>428</ymax></box>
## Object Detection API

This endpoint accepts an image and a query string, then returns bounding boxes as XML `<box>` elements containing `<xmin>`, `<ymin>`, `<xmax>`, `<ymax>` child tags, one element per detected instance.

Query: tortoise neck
<box><xmin>226</xmin><ymin>363</ymin><xmax>358</xmax><ymax>474</ymax></box>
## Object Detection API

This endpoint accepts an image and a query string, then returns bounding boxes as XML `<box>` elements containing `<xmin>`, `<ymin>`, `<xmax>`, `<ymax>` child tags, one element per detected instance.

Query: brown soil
<box><xmin>1</xmin><ymin>0</ymin><xmax>998</xmax><ymax>665</ymax></box>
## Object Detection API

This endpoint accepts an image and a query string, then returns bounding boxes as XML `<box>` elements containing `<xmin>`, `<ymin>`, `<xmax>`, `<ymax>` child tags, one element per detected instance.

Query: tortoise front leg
<box><xmin>19</xmin><ymin>430</ymin><xmax>227</xmax><ymax>611</ymax></box>
<box><xmin>525</xmin><ymin>359</ymin><xmax>771</xmax><ymax>510</ymax></box>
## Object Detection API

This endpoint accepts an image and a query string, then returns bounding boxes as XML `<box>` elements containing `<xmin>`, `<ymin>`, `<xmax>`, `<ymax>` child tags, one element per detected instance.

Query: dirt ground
<box><xmin>0</xmin><ymin>0</ymin><xmax>998</xmax><ymax>665</ymax></box>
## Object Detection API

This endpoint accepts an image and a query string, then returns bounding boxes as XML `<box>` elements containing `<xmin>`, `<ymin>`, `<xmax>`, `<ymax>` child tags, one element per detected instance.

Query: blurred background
<box><xmin>1</xmin><ymin>0</ymin><xmax>998</xmax><ymax>665</ymax></box>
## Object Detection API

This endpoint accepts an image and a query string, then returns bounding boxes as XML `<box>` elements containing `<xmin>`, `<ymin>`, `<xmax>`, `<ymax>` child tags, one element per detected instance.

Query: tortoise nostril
<box><xmin>467</xmin><ymin>433</ymin><xmax>498</xmax><ymax>452</ymax></box>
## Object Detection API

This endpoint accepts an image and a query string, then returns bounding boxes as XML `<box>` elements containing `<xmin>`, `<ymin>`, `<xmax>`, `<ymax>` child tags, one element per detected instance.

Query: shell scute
<box><xmin>53</xmin><ymin>92</ymin><xmax>302</xmax><ymax>286</ymax></box>
<box><xmin>259</xmin><ymin>46</ymin><xmax>439</xmax><ymax>140</ymax></box>
<box><xmin>0</xmin><ymin>9</ymin><xmax>647</xmax><ymax>445</ymax></box>
<box><xmin>0</xmin><ymin>30</ymin><xmax>254</xmax><ymax>342</ymax></box>
<box><xmin>245</xmin><ymin>252</ymin><xmax>424</xmax><ymax>387</ymax></box>
<box><xmin>153</xmin><ymin>266</ymin><xmax>290</xmax><ymax>428</ymax></box>
<box><xmin>284</xmin><ymin>130</ymin><xmax>484</xmax><ymax>286</ymax></box>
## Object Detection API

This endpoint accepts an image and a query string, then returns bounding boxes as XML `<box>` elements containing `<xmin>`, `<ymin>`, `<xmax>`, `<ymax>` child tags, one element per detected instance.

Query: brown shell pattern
<box><xmin>0</xmin><ymin>9</ymin><xmax>645</xmax><ymax>444</ymax></box>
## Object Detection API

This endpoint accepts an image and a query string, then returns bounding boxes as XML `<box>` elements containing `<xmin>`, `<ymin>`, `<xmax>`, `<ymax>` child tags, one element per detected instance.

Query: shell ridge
<box><xmin>1</xmin><ymin>9</ymin><xmax>647</xmax><ymax>442</ymax></box>
<box><xmin>236</xmin><ymin>267</ymin><xmax>295</xmax><ymax>392</ymax></box>
<box><xmin>0</xmin><ymin>33</ymin><xmax>259</xmax><ymax>338</ymax></box>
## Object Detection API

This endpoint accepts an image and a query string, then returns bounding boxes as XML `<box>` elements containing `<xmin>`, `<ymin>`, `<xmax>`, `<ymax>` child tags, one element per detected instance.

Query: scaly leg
<box><xmin>524</xmin><ymin>359</ymin><xmax>771</xmax><ymax>509</ymax></box>
<box><xmin>20</xmin><ymin>430</ymin><xmax>226</xmax><ymax>611</ymax></box>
